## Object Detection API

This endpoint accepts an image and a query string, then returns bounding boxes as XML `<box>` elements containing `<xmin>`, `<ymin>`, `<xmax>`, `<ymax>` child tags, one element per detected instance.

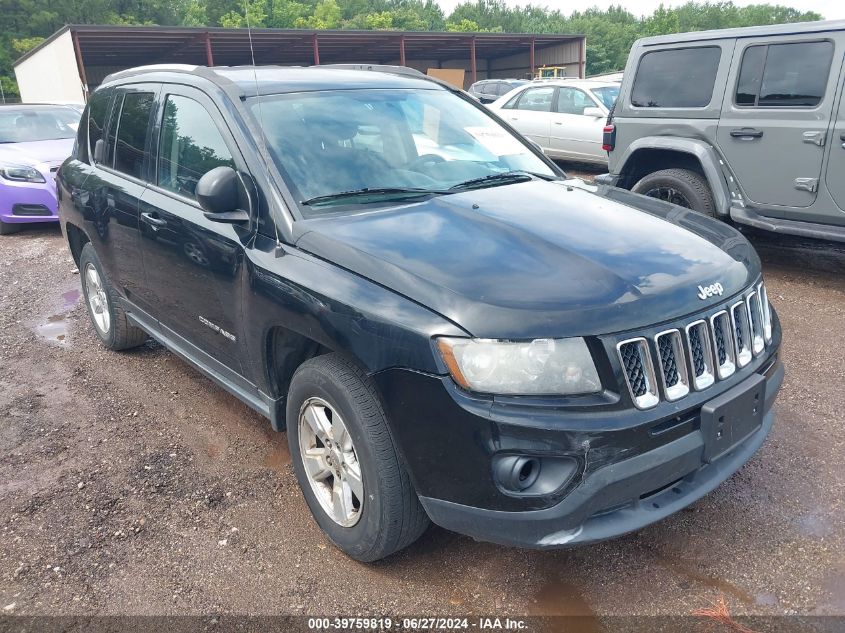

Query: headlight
<box><xmin>0</xmin><ymin>164</ymin><xmax>45</xmax><ymax>183</ymax></box>
<box><xmin>436</xmin><ymin>337</ymin><xmax>601</xmax><ymax>395</ymax></box>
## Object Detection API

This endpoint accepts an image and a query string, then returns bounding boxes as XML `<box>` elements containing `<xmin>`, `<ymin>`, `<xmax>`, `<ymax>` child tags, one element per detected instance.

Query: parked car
<box><xmin>0</xmin><ymin>104</ymin><xmax>80</xmax><ymax>234</ymax></box>
<box><xmin>488</xmin><ymin>79</ymin><xmax>620</xmax><ymax>165</ymax></box>
<box><xmin>599</xmin><ymin>20</ymin><xmax>845</xmax><ymax>242</ymax></box>
<box><xmin>58</xmin><ymin>64</ymin><xmax>782</xmax><ymax>561</ymax></box>
<box><xmin>468</xmin><ymin>78</ymin><xmax>528</xmax><ymax>104</ymax></box>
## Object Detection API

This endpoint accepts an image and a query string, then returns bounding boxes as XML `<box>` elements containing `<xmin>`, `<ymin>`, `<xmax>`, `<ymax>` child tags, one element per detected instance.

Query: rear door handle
<box><xmin>730</xmin><ymin>128</ymin><xmax>764</xmax><ymax>139</ymax></box>
<box><xmin>840</xmin><ymin>132</ymin><xmax>845</xmax><ymax>149</ymax></box>
<box><xmin>141</xmin><ymin>211</ymin><xmax>167</xmax><ymax>227</ymax></box>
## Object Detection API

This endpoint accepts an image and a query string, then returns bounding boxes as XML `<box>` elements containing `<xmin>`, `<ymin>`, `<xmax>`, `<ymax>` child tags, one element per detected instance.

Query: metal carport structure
<box><xmin>13</xmin><ymin>25</ymin><xmax>585</xmax><ymax>102</ymax></box>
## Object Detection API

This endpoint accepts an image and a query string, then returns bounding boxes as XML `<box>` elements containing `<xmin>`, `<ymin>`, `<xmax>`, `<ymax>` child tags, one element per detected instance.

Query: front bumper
<box><xmin>0</xmin><ymin>174</ymin><xmax>60</xmax><ymax>224</ymax></box>
<box><xmin>420</xmin><ymin>361</ymin><xmax>782</xmax><ymax>548</ymax></box>
<box><xmin>374</xmin><ymin>347</ymin><xmax>783</xmax><ymax>549</ymax></box>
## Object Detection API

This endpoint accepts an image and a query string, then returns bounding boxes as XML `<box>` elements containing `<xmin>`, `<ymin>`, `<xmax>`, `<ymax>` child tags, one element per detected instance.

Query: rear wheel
<box><xmin>0</xmin><ymin>220</ymin><xmax>22</xmax><ymax>235</ymax></box>
<box><xmin>287</xmin><ymin>354</ymin><xmax>429</xmax><ymax>562</ymax></box>
<box><xmin>79</xmin><ymin>243</ymin><xmax>148</xmax><ymax>350</ymax></box>
<box><xmin>632</xmin><ymin>168</ymin><xmax>716</xmax><ymax>217</ymax></box>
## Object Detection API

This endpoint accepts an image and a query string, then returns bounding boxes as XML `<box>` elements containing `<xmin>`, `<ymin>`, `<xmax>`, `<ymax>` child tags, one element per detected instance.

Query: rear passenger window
<box><xmin>158</xmin><ymin>95</ymin><xmax>235</xmax><ymax>200</ymax></box>
<box><xmin>113</xmin><ymin>92</ymin><xmax>154</xmax><ymax>179</ymax></box>
<box><xmin>515</xmin><ymin>87</ymin><xmax>555</xmax><ymax>112</ymax></box>
<box><xmin>735</xmin><ymin>41</ymin><xmax>833</xmax><ymax>108</ymax></box>
<box><xmin>631</xmin><ymin>47</ymin><xmax>721</xmax><ymax>108</ymax></box>
<box><xmin>87</xmin><ymin>89</ymin><xmax>111</xmax><ymax>164</ymax></box>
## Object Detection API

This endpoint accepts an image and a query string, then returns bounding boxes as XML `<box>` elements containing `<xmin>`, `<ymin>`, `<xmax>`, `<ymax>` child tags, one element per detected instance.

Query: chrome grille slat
<box><xmin>654</xmin><ymin>330</ymin><xmax>689</xmax><ymax>401</ymax></box>
<box><xmin>709</xmin><ymin>310</ymin><xmax>736</xmax><ymax>379</ymax></box>
<box><xmin>758</xmin><ymin>283</ymin><xmax>772</xmax><ymax>343</ymax></box>
<box><xmin>747</xmin><ymin>291</ymin><xmax>765</xmax><ymax>356</ymax></box>
<box><xmin>731</xmin><ymin>300</ymin><xmax>753</xmax><ymax>368</ymax></box>
<box><xmin>684</xmin><ymin>320</ymin><xmax>715</xmax><ymax>391</ymax></box>
<box><xmin>617</xmin><ymin>338</ymin><xmax>659</xmax><ymax>410</ymax></box>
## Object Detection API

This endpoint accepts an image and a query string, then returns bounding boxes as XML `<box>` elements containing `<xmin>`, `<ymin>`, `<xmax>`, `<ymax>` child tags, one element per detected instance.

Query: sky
<box><xmin>433</xmin><ymin>0</ymin><xmax>845</xmax><ymax>20</ymax></box>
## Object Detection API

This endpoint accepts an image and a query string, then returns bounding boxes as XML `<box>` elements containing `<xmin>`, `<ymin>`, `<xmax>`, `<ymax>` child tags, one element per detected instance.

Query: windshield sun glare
<box><xmin>248</xmin><ymin>88</ymin><xmax>556</xmax><ymax>214</ymax></box>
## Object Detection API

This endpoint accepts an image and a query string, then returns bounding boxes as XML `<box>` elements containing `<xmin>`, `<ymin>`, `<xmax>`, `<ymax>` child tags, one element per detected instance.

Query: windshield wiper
<box><xmin>301</xmin><ymin>187</ymin><xmax>448</xmax><ymax>207</ymax></box>
<box><xmin>449</xmin><ymin>170</ymin><xmax>556</xmax><ymax>192</ymax></box>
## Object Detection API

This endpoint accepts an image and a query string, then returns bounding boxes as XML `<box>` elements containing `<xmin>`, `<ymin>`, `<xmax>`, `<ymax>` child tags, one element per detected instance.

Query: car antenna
<box><xmin>244</xmin><ymin>1</ymin><xmax>285</xmax><ymax>253</ymax></box>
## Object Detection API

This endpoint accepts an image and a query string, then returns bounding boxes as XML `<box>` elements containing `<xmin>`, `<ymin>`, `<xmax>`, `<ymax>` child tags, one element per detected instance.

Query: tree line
<box><xmin>0</xmin><ymin>1</ymin><xmax>823</xmax><ymax>99</ymax></box>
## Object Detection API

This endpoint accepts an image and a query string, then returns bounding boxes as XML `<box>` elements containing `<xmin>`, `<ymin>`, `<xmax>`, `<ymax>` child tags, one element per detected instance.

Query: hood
<box><xmin>295</xmin><ymin>180</ymin><xmax>759</xmax><ymax>339</ymax></box>
<box><xmin>0</xmin><ymin>139</ymin><xmax>75</xmax><ymax>168</ymax></box>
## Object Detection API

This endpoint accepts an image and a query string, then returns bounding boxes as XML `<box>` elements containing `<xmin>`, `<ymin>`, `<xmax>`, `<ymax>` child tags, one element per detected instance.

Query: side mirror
<box><xmin>196</xmin><ymin>166</ymin><xmax>250</xmax><ymax>223</ymax></box>
<box><xmin>583</xmin><ymin>107</ymin><xmax>605</xmax><ymax>119</ymax></box>
<box><xmin>93</xmin><ymin>139</ymin><xmax>105</xmax><ymax>164</ymax></box>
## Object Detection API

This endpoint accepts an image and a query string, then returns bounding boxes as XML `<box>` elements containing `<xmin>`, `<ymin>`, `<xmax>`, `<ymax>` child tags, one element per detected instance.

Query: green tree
<box><xmin>295</xmin><ymin>0</ymin><xmax>342</xmax><ymax>28</ymax></box>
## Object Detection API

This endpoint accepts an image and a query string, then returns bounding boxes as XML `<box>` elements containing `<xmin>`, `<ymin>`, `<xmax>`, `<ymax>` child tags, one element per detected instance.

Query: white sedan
<box><xmin>488</xmin><ymin>79</ymin><xmax>619</xmax><ymax>165</ymax></box>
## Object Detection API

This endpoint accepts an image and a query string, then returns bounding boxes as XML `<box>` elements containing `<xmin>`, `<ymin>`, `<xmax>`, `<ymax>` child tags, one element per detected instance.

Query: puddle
<box><xmin>34</xmin><ymin>289</ymin><xmax>81</xmax><ymax>345</ymax></box>
<box><xmin>531</xmin><ymin>570</ymin><xmax>601</xmax><ymax>633</ymax></box>
<box><xmin>263</xmin><ymin>440</ymin><xmax>292</xmax><ymax>473</ymax></box>
<box><xmin>651</xmin><ymin>549</ymin><xmax>754</xmax><ymax>605</ymax></box>
<box><xmin>60</xmin><ymin>289</ymin><xmax>81</xmax><ymax>310</ymax></box>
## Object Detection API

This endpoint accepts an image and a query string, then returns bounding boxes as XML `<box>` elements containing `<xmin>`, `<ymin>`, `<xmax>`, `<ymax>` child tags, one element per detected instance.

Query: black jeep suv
<box><xmin>57</xmin><ymin>64</ymin><xmax>783</xmax><ymax>561</ymax></box>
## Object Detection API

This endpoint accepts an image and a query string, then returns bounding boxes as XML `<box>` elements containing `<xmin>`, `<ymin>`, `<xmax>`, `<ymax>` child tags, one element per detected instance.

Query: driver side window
<box><xmin>513</xmin><ymin>87</ymin><xmax>555</xmax><ymax>112</ymax></box>
<box><xmin>157</xmin><ymin>94</ymin><xmax>235</xmax><ymax>200</ymax></box>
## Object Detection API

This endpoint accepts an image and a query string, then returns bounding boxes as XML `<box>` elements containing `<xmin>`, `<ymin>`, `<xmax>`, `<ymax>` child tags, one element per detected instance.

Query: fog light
<box><xmin>493</xmin><ymin>454</ymin><xmax>578</xmax><ymax>496</ymax></box>
<box><xmin>495</xmin><ymin>456</ymin><xmax>541</xmax><ymax>492</ymax></box>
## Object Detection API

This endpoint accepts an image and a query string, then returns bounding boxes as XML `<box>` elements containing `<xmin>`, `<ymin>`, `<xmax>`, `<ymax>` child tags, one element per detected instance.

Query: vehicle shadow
<box><xmin>4</xmin><ymin>222</ymin><xmax>62</xmax><ymax>239</ymax></box>
<box><xmin>742</xmin><ymin>228</ymin><xmax>845</xmax><ymax>282</ymax></box>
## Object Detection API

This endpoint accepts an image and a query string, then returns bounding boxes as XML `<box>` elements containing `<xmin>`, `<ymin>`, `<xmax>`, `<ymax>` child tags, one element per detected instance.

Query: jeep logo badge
<box><xmin>697</xmin><ymin>283</ymin><xmax>724</xmax><ymax>300</ymax></box>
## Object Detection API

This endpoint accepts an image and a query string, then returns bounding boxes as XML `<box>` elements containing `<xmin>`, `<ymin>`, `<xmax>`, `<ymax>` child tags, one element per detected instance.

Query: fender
<box><xmin>615</xmin><ymin>136</ymin><xmax>733</xmax><ymax>217</ymax></box>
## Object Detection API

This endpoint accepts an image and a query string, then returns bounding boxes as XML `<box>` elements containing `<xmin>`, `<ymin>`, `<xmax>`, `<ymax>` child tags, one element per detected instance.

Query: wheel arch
<box><xmin>65</xmin><ymin>222</ymin><xmax>90</xmax><ymax>266</ymax></box>
<box><xmin>263</xmin><ymin>326</ymin><xmax>335</xmax><ymax>431</ymax></box>
<box><xmin>615</xmin><ymin>137</ymin><xmax>732</xmax><ymax>216</ymax></box>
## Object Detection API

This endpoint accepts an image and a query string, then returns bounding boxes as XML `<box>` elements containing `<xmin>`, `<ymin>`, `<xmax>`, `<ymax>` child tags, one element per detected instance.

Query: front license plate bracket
<box><xmin>700</xmin><ymin>373</ymin><xmax>765</xmax><ymax>463</ymax></box>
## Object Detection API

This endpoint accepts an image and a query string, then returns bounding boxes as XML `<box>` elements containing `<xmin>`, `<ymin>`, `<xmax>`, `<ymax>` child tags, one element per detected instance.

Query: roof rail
<box><xmin>102</xmin><ymin>64</ymin><xmax>212</xmax><ymax>84</ymax></box>
<box><xmin>317</xmin><ymin>63</ymin><xmax>426</xmax><ymax>79</ymax></box>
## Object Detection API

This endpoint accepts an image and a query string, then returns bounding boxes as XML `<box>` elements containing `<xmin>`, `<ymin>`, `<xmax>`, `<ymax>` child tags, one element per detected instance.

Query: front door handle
<box><xmin>141</xmin><ymin>212</ymin><xmax>167</xmax><ymax>228</ymax></box>
<box><xmin>840</xmin><ymin>132</ymin><xmax>845</xmax><ymax>149</ymax></box>
<box><xmin>730</xmin><ymin>127</ymin><xmax>764</xmax><ymax>139</ymax></box>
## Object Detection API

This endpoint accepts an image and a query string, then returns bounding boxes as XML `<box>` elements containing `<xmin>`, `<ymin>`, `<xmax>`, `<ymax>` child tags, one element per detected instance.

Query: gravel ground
<box><xmin>0</xmin><ymin>217</ymin><xmax>843</xmax><ymax>625</ymax></box>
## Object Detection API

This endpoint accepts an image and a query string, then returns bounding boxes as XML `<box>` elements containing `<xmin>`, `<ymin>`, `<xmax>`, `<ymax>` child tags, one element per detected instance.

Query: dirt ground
<box><xmin>1</xmin><ymin>203</ymin><xmax>844</xmax><ymax>626</ymax></box>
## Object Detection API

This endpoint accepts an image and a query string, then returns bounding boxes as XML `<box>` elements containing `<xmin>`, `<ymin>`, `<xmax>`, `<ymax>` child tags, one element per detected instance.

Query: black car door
<box><xmin>84</xmin><ymin>84</ymin><xmax>158</xmax><ymax>301</ymax></box>
<box><xmin>134</xmin><ymin>85</ymin><xmax>252</xmax><ymax>374</ymax></box>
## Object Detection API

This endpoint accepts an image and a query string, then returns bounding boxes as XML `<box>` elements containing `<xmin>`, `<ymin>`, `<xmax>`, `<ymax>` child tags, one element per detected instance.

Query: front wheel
<box><xmin>286</xmin><ymin>354</ymin><xmax>429</xmax><ymax>562</ymax></box>
<box><xmin>632</xmin><ymin>168</ymin><xmax>716</xmax><ymax>217</ymax></box>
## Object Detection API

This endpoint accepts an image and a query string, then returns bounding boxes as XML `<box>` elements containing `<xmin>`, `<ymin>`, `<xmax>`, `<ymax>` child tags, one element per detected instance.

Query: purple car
<box><xmin>0</xmin><ymin>104</ymin><xmax>80</xmax><ymax>235</ymax></box>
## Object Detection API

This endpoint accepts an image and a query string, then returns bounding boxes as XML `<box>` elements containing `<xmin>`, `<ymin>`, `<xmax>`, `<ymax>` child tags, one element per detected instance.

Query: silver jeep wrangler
<box><xmin>598</xmin><ymin>20</ymin><xmax>845</xmax><ymax>243</ymax></box>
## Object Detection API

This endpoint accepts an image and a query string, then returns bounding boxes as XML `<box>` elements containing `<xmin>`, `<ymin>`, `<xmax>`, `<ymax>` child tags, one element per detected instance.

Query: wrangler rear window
<box><xmin>631</xmin><ymin>46</ymin><xmax>721</xmax><ymax>108</ymax></box>
<box><xmin>735</xmin><ymin>41</ymin><xmax>833</xmax><ymax>108</ymax></box>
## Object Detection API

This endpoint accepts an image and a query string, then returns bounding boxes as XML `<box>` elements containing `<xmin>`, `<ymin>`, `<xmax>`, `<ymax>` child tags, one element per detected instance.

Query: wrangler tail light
<box><xmin>602</xmin><ymin>124</ymin><xmax>616</xmax><ymax>152</ymax></box>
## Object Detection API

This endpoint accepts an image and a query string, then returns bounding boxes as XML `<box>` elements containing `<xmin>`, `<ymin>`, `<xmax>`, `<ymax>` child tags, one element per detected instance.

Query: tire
<box><xmin>632</xmin><ymin>168</ymin><xmax>716</xmax><ymax>217</ymax></box>
<box><xmin>79</xmin><ymin>243</ymin><xmax>148</xmax><ymax>351</ymax></box>
<box><xmin>0</xmin><ymin>220</ymin><xmax>22</xmax><ymax>235</ymax></box>
<box><xmin>286</xmin><ymin>354</ymin><xmax>429</xmax><ymax>562</ymax></box>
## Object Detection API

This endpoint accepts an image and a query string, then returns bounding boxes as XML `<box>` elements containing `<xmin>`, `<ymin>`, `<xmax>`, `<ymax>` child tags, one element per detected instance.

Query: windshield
<box><xmin>590</xmin><ymin>86</ymin><xmax>620</xmax><ymax>110</ymax></box>
<box><xmin>0</xmin><ymin>107</ymin><xmax>79</xmax><ymax>143</ymax></box>
<box><xmin>249</xmin><ymin>88</ymin><xmax>556</xmax><ymax>215</ymax></box>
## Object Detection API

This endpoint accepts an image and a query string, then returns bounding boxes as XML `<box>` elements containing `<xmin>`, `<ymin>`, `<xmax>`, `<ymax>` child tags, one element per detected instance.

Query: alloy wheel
<box><xmin>84</xmin><ymin>263</ymin><xmax>111</xmax><ymax>334</ymax></box>
<box><xmin>298</xmin><ymin>397</ymin><xmax>364</xmax><ymax>527</ymax></box>
<box><xmin>643</xmin><ymin>186</ymin><xmax>692</xmax><ymax>208</ymax></box>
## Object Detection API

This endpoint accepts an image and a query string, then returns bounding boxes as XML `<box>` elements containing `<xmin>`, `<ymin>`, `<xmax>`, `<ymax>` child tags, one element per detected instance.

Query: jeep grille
<box><xmin>617</xmin><ymin>283</ymin><xmax>772</xmax><ymax>409</ymax></box>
